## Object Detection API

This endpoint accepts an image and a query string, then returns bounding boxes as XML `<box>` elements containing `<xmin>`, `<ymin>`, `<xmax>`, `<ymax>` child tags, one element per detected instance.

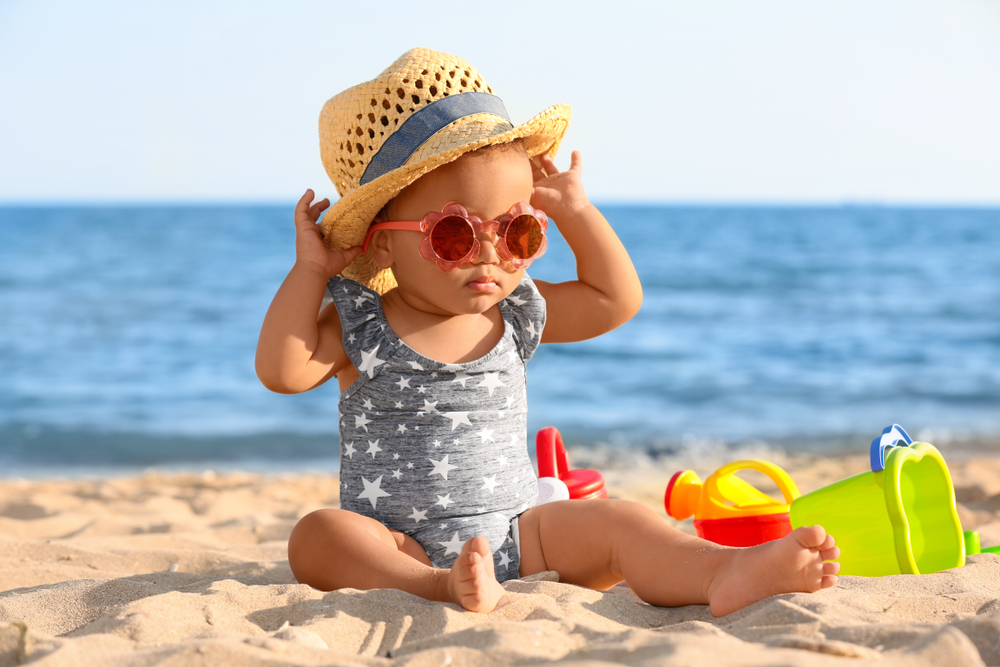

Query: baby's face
<box><xmin>373</xmin><ymin>148</ymin><xmax>535</xmax><ymax>316</ymax></box>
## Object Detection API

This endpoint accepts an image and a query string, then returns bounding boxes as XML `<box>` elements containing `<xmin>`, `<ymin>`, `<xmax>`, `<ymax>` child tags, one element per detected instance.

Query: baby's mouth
<box><xmin>466</xmin><ymin>276</ymin><xmax>499</xmax><ymax>292</ymax></box>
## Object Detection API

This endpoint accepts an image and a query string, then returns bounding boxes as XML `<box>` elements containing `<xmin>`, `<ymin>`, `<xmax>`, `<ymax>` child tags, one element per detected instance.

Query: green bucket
<box><xmin>790</xmin><ymin>436</ymin><xmax>964</xmax><ymax>577</ymax></box>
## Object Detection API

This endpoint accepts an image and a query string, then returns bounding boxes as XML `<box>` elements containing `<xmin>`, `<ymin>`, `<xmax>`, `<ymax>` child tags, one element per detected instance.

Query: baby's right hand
<box><xmin>294</xmin><ymin>189</ymin><xmax>362</xmax><ymax>278</ymax></box>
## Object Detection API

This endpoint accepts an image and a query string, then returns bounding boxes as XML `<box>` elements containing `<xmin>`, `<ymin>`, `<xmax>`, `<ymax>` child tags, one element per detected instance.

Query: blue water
<box><xmin>1</xmin><ymin>205</ymin><xmax>999</xmax><ymax>470</ymax></box>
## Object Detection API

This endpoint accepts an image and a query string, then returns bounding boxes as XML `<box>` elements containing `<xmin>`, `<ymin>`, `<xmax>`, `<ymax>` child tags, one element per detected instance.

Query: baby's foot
<box><xmin>446</xmin><ymin>536</ymin><xmax>506</xmax><ymax>613</ymax></box>
<box><xmin>707</xmin><ymin>525</ymin><xmax>840</xmax><ymax>617</ymax></box>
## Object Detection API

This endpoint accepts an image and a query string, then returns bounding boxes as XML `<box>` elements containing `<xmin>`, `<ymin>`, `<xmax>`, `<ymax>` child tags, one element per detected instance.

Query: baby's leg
<box><xmin>517</xmin><ymin>500</ymin><xmax>840</xmax><ymax>617</ymax></box>
<box><xmin>287</xmin><ymin>509</ymin><xmax>505</xmax><ymax>613</ymax></box>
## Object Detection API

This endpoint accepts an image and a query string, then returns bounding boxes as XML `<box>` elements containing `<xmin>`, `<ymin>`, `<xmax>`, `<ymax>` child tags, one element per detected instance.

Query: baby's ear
<box><xmin>367</xmin><ymin>229</ymin><xmax>394</xmax><ymax>269</ymax></box>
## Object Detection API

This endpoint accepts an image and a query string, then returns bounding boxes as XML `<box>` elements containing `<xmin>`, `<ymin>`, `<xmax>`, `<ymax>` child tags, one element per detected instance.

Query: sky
<box><xmin>1</xmin><ymin>0</ymin><xmax>999</xmax><ymax>204</ymax></box>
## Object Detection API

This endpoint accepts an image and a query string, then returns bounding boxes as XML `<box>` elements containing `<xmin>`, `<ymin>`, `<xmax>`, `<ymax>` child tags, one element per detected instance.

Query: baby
<box><xmin>256</xmin><ymin>48</ymin><xmax>840</xmax><ymax>616</ymax></box>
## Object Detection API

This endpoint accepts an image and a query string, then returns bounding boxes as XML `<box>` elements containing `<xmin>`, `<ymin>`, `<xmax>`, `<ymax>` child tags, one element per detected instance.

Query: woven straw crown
<box><xmin>318</xmin><ymin>48</ymin><xmax>571</xmax><ymax>294</ymax></box>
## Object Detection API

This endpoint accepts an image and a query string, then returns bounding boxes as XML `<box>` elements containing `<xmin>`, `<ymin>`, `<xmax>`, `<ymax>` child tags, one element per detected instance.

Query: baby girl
<box><xmin>256</xmin><ymin>48</ymin><xmax>839</xmax><ymax>615</ymax></box>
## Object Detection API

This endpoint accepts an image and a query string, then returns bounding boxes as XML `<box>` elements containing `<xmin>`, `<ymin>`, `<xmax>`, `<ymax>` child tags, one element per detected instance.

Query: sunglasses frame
<box><xmin>362</xmin><ymin>201</ymin><xmax>549</xmax><ymax>272</ymax></box>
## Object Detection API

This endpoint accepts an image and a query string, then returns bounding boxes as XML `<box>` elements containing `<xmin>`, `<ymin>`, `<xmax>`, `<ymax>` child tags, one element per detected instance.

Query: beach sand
<box><xmin>2</xmin><ymin>449</ymin><xmax>999</xmax><ymax>666</ymax></box>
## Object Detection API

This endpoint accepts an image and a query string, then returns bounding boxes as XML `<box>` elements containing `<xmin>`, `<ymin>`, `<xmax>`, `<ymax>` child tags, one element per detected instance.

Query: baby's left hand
<box><xmin>530</xmin><ymin>151</ymin><xmax>592</xmax><ymax>221</ymax></box>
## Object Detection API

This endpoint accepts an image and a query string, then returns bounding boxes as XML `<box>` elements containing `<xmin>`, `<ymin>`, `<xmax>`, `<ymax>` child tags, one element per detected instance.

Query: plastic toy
<box><xmin>963</xmin><ymin>530</ymin><xmax>1000</xmax><ymax>556</ymax></box>
<box><xmin>535</xmin><ymin>427</ymin><xmax>608</xmax><ymax>500</ymax></box>
<box><xmin>664</xmin><ymin>460</ymin><xmax>800</xmax><ymax>547</ymax></box>
<box><xmin>536</xmin><ymin>476</ymin><xmax>570</xmax><ymax>504</ymax></box>
<box><xmin>790</xmin><ymin>424</ymin><xmax>965</xmax><ymax>576</ymax></box>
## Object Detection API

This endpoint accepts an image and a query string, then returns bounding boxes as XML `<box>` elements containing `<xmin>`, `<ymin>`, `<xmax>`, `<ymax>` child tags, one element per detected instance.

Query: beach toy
<box><xmin>963</xmin><ymin>530</ymin><xmax>1000</xmax><ymax>555</ymax></box>
<box><xmin>664</xmin><ymin>460</ymin><xmax>800</xmax><ymax>547</ymax></box>
<box><xmin>536</xmin><ymin>476</ymin><xmax>571</xmax><ymax>504</ymax></box>
<box><xmin>535</xmin><ymin>427</ymin><xmax>608</xmax><ymax>500</ymax></box>
<box><xmin>790</xmin><ymin>424</ymin><xmax>965</xmax><ymax>576</ymax></box>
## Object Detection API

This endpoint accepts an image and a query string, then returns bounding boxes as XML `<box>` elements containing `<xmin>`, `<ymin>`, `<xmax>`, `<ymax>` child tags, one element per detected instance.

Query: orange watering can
<box><xmin>536</xmin><ymin>427</ymin><xmax>608</xmax><ymax>500</ymax></box>
<box><xmin>665</xmin><ymin>460</ymin><xmax>800</xmax><ymax>547</ymax></box>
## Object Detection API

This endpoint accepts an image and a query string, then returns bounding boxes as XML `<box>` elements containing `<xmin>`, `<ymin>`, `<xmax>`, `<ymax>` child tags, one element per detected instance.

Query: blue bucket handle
<box><xmin>870</xmin><ymin>424</ymin><xmax>913</xmax><ymax>472</ymax></box>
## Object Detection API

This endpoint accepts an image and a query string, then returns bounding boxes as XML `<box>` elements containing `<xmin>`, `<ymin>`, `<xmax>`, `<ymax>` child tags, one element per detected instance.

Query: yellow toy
<box><xmin>665</xmin><ymin>460</ymin><xmax>801</xmax><ymax>547</ymax></box>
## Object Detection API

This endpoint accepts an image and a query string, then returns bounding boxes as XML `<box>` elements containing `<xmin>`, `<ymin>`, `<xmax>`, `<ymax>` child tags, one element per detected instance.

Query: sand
<box><xmin>2</xmin><ymin>450</ymin><xmax>999</xmax><ymax>666</ymax></box>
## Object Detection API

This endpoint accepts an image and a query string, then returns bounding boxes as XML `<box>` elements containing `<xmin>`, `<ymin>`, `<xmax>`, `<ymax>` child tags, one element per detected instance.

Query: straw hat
<box><xmin>319</xmin><ymin>47</ymin><xmax>571</xmax><ymax>293</ymax></box>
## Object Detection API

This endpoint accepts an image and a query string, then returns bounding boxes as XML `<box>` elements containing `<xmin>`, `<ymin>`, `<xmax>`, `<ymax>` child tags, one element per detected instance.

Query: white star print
<box><xmin>497</xmin><ymin>550</ymin><xmax>511</xmax><ymax>570</ymax></box>
<box><xmin>506</xmin><ymin>293</ymin><xmax>527</xmax><ymax>306</ymax></box>
<box><xmin>406</xmin><ymin>462</ymin><xmax>414</xmax><ymax>469</ymax></box>
<box><xmin>481</xmin><ymin>475</ymin><xmax>499</xmax><ymax>494</ymax></box>
<box><xmin>362</xmin><ymin>398</ymin><xmax>374</xmax><ymax>410</ymax></box>
<box><xmin>507</xmin><ymin>350</ymin><xmax>519</xmax><ymax>365</ymax></box>
<box><xmin>417</xmin><ymin>386</ymin><xmax>426</xmax><ymax>393</ymax></box>
<box><xmin>407</xmin><ymin>360</ymin><xmax>425</xmax><ymax>370</ymax></box>
<box><xmin>443</xmin><ymin>412</ymin><xmax>472</xmax><ymax>430</ymax></box>
<box><xmin>428</xmin><ymin>455</ymin><xmax>458</xmax><ymax>480</ymax></box>
<box><xmin>409</xmin><ymin>507</ymin><xmax>427</xmax><ymax>523</ymax></box>
<box><xmin>348</xmin><ymin>333</ymin><xmax>356</xmax><ymax>343</ymax></box>
<box><xmin>354</xmin><ymin>413</ymin><xmax>371</xmax><ymax>431</ymax></box>
<box><xmin>393</xmin><ymin>452</ymin><xmax>400</xmax><ymax>460</ymax></box>
<box><xmin>433</xmin><ymin>440</ymin><xmax>442</xmax><ymax>447</ymax></box>
<box><xmin>526</xmin><ymin>320</ymin><xmax>539</xmax><ymax>339</ymax></box>
<box><xmin>435</xmin><ymin>494</ymin><xmax>454</xmax><ymax>509</ymax></box>
<box><xmin>505</xmin><ymin>395</ymin><xmax>515</xmax><ymax>409</ymax></box>
<box><xmin>358</xmin><ymin>346</ymin><xmax>386</xmax><ymax>378</ymax></box>
<box><xmin>394</xmin><ymin>401</ymin><xmax>404</xmax><ymax>409</ymax></box>
<box><xmin>452</xmin><ymin>371</ymin><xmax>471</xmax><ymax>387</ymax></box>
<box><xmin>497</xmin><ymin>454</ymin><xmax>508</xmax><ymax>467</ymax></box>
<box><xmin>395</xmin><ymin>376</ymin><xmax>411</xmax><ymax>390</ymax></box>
<box><xmin>357</xmin><ymin>476</ymin><xmax>390</xmax><ymax>509</ymax></box>
<box><xmin>391</xmin><ymin>469</ymin><xmax>403</xmax><ymax>480</ymax></box>
<box><xmin>353</xmin><ymin>295</ymin><xmax>371</xmax><ymax>308</ymax></box>
<box><xmin>397</xmin><ymin>424</ymin><xmax>408</xmax><ymax>434</ymax></box>
<box><xmin>344</xmin><ymin>442</ymin><xmax>356</xmax><ymax>459</ymax></box>
<box><xmin>422</xmin><ymin>400</ymin><xmax>439</xmax><ymax>413</ymax></box>
<box><xmin>366</xmin><ymin>439</ymin><xmax>382</xmax><ymax>458</ymax></box>
<box><xmin>438</xmin><ymin>532</ymin><xmax>466</xmax><ymax>556</ymax></box>
<box><xmin>476</xmin><ymin>372</ymin><xmax>506</xmax><ymax>396</ymax></box>
<box><xmin>476</xmin><ymin>427</ymin><xmax>495</xmax><ymax>443</ymax></box>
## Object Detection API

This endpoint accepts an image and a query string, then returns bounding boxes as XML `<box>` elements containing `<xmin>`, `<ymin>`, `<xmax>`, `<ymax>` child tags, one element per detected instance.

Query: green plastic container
<box><xmin>790</xmin><ymin>441</ymin><xmax>964</xmax><ymax>576</ymax></box>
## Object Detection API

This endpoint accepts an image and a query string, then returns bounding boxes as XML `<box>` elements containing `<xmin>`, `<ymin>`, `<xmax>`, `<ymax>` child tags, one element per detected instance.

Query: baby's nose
<box><xmin>473</xmin><ymin>231</ymin><xmax>500</xmax><ymax>265</ymax></box>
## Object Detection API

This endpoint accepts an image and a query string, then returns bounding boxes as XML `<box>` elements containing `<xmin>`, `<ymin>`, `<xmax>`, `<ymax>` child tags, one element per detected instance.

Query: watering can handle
<box><xmin>536</xmin><ymin>427</ymin><xmax>569</xmax><ymax>478</ymax></box>
<box><xmin>706</xmin><ymin>459</ymin><xmax>800</xmax><ymax>505</ymax></box>
<box><xmin>869</xmin><ymin>424</ymin><xmax>912</xmax><ymax>472</ymax></box>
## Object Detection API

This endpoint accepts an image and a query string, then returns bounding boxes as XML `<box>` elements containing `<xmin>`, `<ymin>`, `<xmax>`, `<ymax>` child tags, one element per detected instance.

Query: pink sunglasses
<box><xmin>362</xmin><ymin>202</ymin><xmax>549</xmax><ymax>272</ymax></box>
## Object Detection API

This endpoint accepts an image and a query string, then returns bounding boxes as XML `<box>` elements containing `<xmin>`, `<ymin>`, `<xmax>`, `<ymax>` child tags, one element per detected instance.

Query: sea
<box><xmin>1</xmin><ymin>204</ymin><xmax>999</xmax><ymax>476</ymax></box>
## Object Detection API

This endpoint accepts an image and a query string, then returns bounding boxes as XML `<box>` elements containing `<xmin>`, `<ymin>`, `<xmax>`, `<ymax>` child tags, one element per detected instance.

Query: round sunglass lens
<box><xmin>430</xmin><ymin>216</ymin><xmax>474</xmax><ymax>261</ymax></box>
<box><xmin>505</xmin><ymin>215</ymin><xmax>542</xmax><ymax>259</ymax></box>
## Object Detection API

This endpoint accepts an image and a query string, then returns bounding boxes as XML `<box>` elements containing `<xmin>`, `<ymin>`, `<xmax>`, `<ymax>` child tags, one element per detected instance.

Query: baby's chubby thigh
<box><xmin>288</xmin><ymin>508</ymin><xmax>434</xmax><ymax>589</ymax></box>
<box><xmin>517</xmin><ymin>498</ymin><xmax>659</xmax><ymax>589</ymax></box>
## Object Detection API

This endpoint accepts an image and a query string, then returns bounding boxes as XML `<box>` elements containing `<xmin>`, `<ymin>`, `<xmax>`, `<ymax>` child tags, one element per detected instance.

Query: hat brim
<box><xmin>320</xmin><ymin>103</ymin><xmax>571</xmax><ymax>294</ymax></box>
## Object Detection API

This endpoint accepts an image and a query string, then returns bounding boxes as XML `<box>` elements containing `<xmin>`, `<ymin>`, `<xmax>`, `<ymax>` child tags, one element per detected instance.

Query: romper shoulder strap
<box><xmin>501</xmin><ymin>272</ymin><xmax>547</xmax><ymax>362</ymax></box>
<box><xmin>326</xmin><ymin>276</ymin><xmax>389</xmax><ymax>380</ymax></box>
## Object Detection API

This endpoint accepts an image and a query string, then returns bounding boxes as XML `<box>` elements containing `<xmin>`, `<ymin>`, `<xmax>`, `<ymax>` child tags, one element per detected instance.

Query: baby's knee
<box><xmin>287</xmin><ymin>509</ymin><xmax>341</xmax><ymax>570</ymax></box>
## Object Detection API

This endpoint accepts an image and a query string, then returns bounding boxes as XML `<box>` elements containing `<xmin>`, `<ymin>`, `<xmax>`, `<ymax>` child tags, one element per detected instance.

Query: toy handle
<box><xmin>536</xmin><ymin>427</ymin><xmax>569</xmax><ymax>479</ymax></box>
<box><xmin>869</xmin><ymin>424</ymin><xmax>912</xmax><ymax>473</ymax></box>
<box><xmin>706</xmin><ymin>459</ymin><xmax>800</xmax><ymax>506</ymax></box>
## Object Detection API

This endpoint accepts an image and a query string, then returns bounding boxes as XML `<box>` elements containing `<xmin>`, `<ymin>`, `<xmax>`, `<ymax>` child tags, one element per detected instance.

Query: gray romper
<box><xmin>328</xmin><ymin>273</ymin><xmax>545</xmax><ymax>583</ymax></box>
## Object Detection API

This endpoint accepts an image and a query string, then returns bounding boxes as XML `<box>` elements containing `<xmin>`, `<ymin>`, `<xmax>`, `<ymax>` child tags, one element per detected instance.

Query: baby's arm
<box><xmin>530</xmin><ymin>152</ymin><xmax>643</xmax><ymax>343</ymax></box>
<box><xmin>255</xmin><ymin>190</ymin><xmax>362</xmax><ymax>394</ymax></box>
